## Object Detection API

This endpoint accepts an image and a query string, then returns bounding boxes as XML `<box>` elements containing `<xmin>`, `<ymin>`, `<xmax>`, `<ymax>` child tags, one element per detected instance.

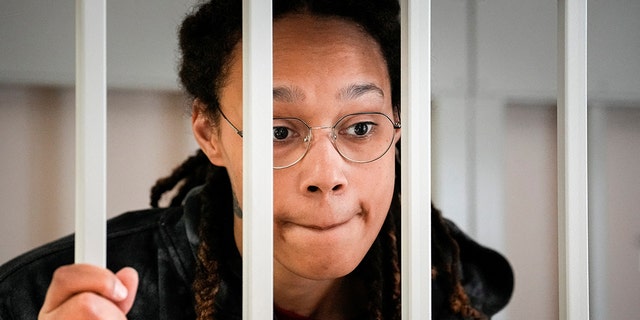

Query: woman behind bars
<box><xmin>0</xmin><ymin>0</ymin><xmax>513</xmax><ymax>319</ymax></box>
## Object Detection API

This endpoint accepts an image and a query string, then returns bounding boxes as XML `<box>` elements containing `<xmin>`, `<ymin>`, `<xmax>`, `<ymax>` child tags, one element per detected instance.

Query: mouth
<box><xmin>299</xmin><ymin>219</ymin><xmax>351</xmax><ymax>231</ymax></box>
<box><xmin>280</xmin><ymin>212</ymin><xmax>360</xmax><ymax>232</ymax></box>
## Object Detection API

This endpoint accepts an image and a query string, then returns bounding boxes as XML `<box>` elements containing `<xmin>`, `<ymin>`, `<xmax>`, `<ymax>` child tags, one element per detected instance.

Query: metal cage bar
<box><xmin>242</xmin><ymin>0</ymin><xmax>274</xmax><ymax>318</ymax></box>
<box><xmin>558</xmin><ymin>0</ymin><xmax>590</xmax><ymax>319</ymax></box>
<box><xmin>401</xmin><ymin>0</ymin><xmax>432</xmax><ymax>318</ymax></box>
<box><xmin>74</xmin><ymin>0</ymin><xmax>107</xmax><ymax>267</ymax></box>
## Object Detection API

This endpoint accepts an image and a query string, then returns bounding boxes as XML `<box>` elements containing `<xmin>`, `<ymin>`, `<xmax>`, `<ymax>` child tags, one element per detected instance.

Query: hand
<box><xmin>38</xmin><ymin>264</ymin><xmax>139</xmax><ymax>320</ymax></box>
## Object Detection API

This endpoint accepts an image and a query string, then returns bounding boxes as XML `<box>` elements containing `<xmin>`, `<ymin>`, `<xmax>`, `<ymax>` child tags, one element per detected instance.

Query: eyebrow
<box><xmin>273</xmin><ymin>86</ymin><xmax>306</xmax><ymax>103</ymax></box>
<box><xmin>337</xmin><ymin>83</ymin><xmax>384</xmax><ymax>101</ymax></box>
<box><xmin>272</xmin><ymin>82</ymin><xmax>384</xmax><ymax>103</ymax></box>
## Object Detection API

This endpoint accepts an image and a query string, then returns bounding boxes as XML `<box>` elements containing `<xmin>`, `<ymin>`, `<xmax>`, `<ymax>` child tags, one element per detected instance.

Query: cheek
<box><xmin>361</xmin><ymin>157</ymin><xmax>396</xmax><ymax>235</ymax></box>
<box><xmin>271</xmin><ymin>170</ymin><xmax>298</xmax><ymax>214</ymax></box>
<box><xmin>359</xmin><ymin>154</ymin><xmax>396</xmax><ymax>203</ymax></box>
<box><xmin>224</xmin><ymin>144</ymin><xmax>244</xmax><ymax>204</ymax></box>
<box><xmin>226</xmin><ymin>163</ymin><xmax>244</xmax><ymax>206</ymax></box>
<box><xmin>361</xmin><ymin>160</ymin><xmax>396</xmax><ymax>227</ymax></box>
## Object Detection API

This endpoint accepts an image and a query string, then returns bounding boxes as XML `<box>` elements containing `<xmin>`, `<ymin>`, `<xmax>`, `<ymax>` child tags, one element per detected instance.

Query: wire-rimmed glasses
<box><xmin>219</xmin><ymin>110</ymin><xmax>401</xmax><ymax>169</ymax></box>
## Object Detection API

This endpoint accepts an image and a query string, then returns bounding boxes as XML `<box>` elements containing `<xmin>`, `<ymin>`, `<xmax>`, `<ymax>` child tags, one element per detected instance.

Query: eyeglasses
<box><xmin>219</xmin><ymin>109</ymin><xmax>401</xmax><ymax>169</ymax></box>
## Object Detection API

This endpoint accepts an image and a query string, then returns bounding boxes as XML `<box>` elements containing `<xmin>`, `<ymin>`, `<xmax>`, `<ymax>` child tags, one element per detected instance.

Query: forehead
<box><xmin>272</xmin><ymin>14</ymin><xmax>380</xmax><ymax>51</ymax></box>
<box><xmin>274</xmin><ymin>15</ymin><xmax>385</xmax><ymax>69</ymax></box>
<box><xmin>270</xmin><ymin>14</ymin><xmax>390</xmax><ymax>92</ymax></box>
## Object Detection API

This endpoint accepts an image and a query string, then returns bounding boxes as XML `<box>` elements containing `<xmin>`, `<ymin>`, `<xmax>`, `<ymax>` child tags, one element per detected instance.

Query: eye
<box><xmin>273</xmin><ymin>126</ymin><xmax>290</xmax><ymax>141</ymax></box>
<box><xmin>346</xmin><ymin>122</ymin><xmax>375</xmax><ymax>136</ymax></box>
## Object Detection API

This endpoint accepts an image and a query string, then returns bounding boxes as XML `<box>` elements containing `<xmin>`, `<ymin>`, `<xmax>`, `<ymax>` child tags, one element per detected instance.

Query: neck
<box><xmin>273</xmin><ymin>265</ymin><xmax>364</xmax><ymax>319</ymax></box>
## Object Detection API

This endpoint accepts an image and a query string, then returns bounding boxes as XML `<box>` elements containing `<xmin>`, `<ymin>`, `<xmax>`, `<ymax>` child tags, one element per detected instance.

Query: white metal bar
<box><xmin>74</xmin><ymin>0</ymin><xmax>107</xmax><ymax>267</ymax></box>
<box><xmin>242</xmin><ymin>0</ymin><xmax>273</xmax><ymax>318</ymax></box>
<box><xmin>587</xmin><ymin>105</ymin><xmax>607</xmax><ymax>319</ymax></box>
<box><xmin>558</xmin><ymin>0</ymin><xmax>589</xmax><ymax>319</ymax></box>
<box><xmin>401</xmin><ymin>0</ymin><xmax>432</xmax><ymax>318</ymax></box>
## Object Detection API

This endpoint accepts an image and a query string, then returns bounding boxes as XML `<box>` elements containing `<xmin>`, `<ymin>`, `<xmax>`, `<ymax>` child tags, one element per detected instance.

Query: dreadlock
<box><xmin>148</xmin><ymin>0</ymin><xmax>485</xmax><ymax>318</ymax></box>
<box><xmin>150</xmin><ymin>150</ymin><xmax>211</xmax><ymax>208</ymax></box>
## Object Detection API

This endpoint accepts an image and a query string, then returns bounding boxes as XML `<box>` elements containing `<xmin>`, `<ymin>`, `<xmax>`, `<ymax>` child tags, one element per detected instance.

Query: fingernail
<box><xmin>113</xmin><ymin>280</ymin><xmax>128</xmax><ymax>300</ymax></box>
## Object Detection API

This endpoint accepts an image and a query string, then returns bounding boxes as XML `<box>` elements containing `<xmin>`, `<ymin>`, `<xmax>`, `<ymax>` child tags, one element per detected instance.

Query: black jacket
<box><xmin>0</xmin><ymin>186</ymin><xmax>512</xmax><ymax>319</ymax></box>
<box><xmin>0</xmin><ymin>205</ymin><xmax>198</xmax><ymax>320</ymax></box>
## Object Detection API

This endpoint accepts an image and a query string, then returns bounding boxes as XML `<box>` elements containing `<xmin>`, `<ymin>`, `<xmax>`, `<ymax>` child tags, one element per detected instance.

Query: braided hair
<box><xmin>150</xmin><ymin>0</ymin><xmax>486</xmax><ymax>318</ymax></box>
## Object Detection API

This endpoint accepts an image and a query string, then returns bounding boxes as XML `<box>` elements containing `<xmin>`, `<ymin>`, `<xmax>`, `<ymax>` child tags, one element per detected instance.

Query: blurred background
<box><xmin>1</xmin><ymin>1</ymin><xmax>638</xmax><ymax>319</ymax></box>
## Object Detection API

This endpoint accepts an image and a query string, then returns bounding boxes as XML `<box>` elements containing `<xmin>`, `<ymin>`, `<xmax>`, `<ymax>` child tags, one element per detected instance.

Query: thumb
<box><xmin>114</xmin><ymin>267</ymin><xmax>139</xmax><ymax>314</ymax></box>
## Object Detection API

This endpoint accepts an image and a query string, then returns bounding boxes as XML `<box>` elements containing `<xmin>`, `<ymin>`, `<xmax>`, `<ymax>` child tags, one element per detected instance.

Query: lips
<box><xmin>278</xmin><ymin>210</ymin><xmax>361</xmax><ymax>232</ymax></box>
<box><xmin>297</xmin><ymin>218</ymin><xmax>351</xmax><ymax>231</ymax></box>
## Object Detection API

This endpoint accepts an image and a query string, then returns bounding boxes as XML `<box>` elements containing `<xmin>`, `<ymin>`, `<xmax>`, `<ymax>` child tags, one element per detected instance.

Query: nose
<box><xmin>299</xmin><ymin>129</ymin><xmax>348</xmax><ymax>195</ymax></box>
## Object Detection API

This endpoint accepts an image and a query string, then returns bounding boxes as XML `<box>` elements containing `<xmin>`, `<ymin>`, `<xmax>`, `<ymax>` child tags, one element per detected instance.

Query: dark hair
<box><xmin>178</xmin><ymin>0</ymin><xmax>400</xmax><ymax>121</ymax></box>
<box><xmin>153</xmin><ymin>0</ymin><xmax>484</xmax><ymax>319</ymax></box>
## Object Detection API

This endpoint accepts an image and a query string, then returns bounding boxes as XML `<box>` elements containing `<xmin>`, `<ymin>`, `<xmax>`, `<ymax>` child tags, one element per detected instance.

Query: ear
<box><xmin>192</xmin><ymin>99</ymin><xmax>226</xmax><ymax>167</ymax></box>
<box><xmin>393</xmin><ymin>106</ymin><xmax>401</xmax><ymax>141</ymax></box>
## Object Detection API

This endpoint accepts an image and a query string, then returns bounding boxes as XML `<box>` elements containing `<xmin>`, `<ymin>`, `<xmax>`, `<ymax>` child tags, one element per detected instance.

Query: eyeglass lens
<box><xmin>272</xmin><ymin>112</ymin><xmax>398</xmax><ymax>169</ymax></box>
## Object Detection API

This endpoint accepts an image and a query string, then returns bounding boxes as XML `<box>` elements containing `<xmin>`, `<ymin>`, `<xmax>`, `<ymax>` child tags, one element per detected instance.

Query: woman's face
<box><xmin>193</xmin><ymin>14</ymin><xmax>398</xmax><ymax>281</ymax></box>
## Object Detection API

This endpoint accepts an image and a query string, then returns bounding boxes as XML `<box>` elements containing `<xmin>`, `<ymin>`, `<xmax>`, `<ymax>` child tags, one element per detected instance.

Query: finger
<box><xmin>41</xmin><ymin>264</ymin><xmax>128</xmax><ymax>314</ymax></box>
<box><xmin>39</xmin><ymin>292</ymin><xmax>127</xmax><ymax>320</ymax></box>
<box><xmin>114</xmin><ymin>267</ymin><xmax>139</xmax><ymax>314</ymax></box>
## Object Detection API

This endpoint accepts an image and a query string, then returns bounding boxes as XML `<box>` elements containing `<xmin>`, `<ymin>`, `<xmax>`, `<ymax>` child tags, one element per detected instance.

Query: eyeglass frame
<box><xmin>217</xmin><ymin>108</ymin><xmax>401</xmax><ymax>169</ymax></box>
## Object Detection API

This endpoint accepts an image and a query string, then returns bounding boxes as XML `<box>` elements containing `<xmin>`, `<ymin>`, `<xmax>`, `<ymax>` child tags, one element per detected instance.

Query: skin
<box><xmin>39</xmin><ymin>265</ymin><xmax>138</xmax><ymax>319</ymax></box>
<box><xmin>39</xmin><ymin>13</ymin><xmax>399</xmax><ymax>320</ymax></box>
<box><xmin>194</xmin><ymin>14</ymin><xmax>399</xmax><ymax>318</ymax></box>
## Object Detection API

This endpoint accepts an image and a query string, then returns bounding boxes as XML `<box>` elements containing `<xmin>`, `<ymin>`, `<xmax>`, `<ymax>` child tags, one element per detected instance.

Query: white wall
<box><xmin>504</xmin><ymin>104</ymin><xmax>559</xmax><ymax>319</ymax></box>
<box><xmin>601</xmin><ymin>106</ymin><xmax>640</xmax><ymax>319</ymax></box>
<box><xmin>0</xmin><ymin>85</ymin><xmax>197</xmax><ymax>264</ymax></box>
<box><xmin>0</xmin><ymin>0</ymin><xmax>198</xmax><ymax>89</ymax></box>
<box><xmin>430</xmin><ymin>0</ymin><xmax>640</xmax><ymax>319</ymax></box>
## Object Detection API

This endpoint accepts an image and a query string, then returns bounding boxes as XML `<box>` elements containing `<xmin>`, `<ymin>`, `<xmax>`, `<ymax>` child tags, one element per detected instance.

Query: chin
<box><xmin>291</xmin><ymin>255</ymin><xmax>362</xmax><ymax>281</ymax></box>
<box><xmin>276</xmin><ymin>240</ymin><xmax>373</xmax><ymax>281</ymax></box>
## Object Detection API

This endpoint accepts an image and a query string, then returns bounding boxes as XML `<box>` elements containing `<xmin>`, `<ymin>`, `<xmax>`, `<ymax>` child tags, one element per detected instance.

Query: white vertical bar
<box><xmin>587</xmin><ymin>104</ymin><xmax>607</xmax><ymax>319</ymax></box>
<box><xmin>401</xmin><ymin>0</ymin><xmax>432</xmax><ymax>318</ymax></box>
<box><xmin>242</xmin><ymin>0</ymin><xmax>273</xmax><ymax>319</ymax></box>
<box><xmin>75</xmin><ymin>0</ymin><xmax>107</xmax><ymax>267</ymax></box>
<box><xmin>558</xmin><ymin>0</ymin><xmax>589</xmax><ymax>319</ymax></box>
